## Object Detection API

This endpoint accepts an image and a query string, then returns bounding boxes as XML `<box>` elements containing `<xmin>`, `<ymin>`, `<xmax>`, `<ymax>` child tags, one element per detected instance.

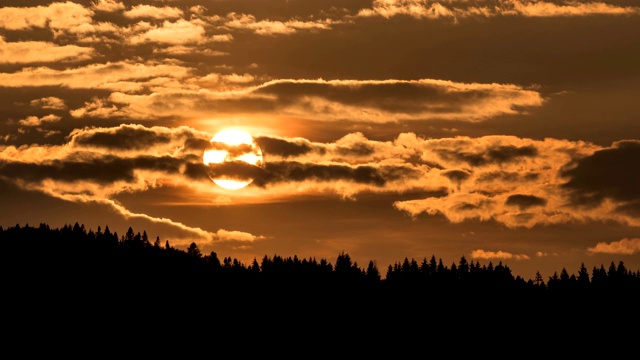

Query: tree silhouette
<box><xmin>2</xmin><ymin>221</ymin><xmax>640</xmax><ymax>311</ymax></box>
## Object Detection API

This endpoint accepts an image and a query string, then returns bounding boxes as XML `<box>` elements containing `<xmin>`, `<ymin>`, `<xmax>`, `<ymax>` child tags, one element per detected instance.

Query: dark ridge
<box><xmin>2</xmin><ymin>222</ymin><xmax>639</xmax><ymax>322</ymax></box>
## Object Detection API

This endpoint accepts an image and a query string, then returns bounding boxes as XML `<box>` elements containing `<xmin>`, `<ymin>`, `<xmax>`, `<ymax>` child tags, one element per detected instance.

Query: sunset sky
<box><xmin>2</xmin><ymin>0</ymin><xmax>640</xmax><ymax>281</ymax></box>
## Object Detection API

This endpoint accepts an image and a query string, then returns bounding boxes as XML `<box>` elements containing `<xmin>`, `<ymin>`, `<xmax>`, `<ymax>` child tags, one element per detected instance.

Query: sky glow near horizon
<box><xmin>1</xmin><ymin>0</ymin><xmax>640</xmax><ymax>280</ymax></box>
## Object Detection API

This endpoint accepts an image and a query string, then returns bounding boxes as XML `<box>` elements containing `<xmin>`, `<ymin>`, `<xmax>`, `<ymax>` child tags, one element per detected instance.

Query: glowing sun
<box><xmin>203</xmin><ymin>129</ymin><xmax>263</xmax><ymax>190</ymax></box>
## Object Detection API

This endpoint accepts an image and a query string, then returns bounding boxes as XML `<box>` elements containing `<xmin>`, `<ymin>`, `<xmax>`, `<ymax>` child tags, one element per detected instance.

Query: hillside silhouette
<box><xmin>3</xmin><ymin>222</ymin><xmax>640</xmax><ymax>318</ymax></box>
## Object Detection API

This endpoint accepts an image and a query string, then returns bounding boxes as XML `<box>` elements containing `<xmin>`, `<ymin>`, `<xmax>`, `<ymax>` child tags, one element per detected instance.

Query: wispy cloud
<box><xmin>0</xmin><ymin>37</ymin><xmax>95</xmax><ymax>64</ymax></box>
<box><xmin>470</xmin><ymin>249</ymin><xmax>531</xmax><ymax>261</ymax></box>
<box><xmin>357</xmin><ymin>0</ymin><xmax>640</xmax><ymax>20</ymax></box>
<box><xmin>218</xmin><ymin>12</ymin><xmax>337</xmax><ymax>35</ymax></box>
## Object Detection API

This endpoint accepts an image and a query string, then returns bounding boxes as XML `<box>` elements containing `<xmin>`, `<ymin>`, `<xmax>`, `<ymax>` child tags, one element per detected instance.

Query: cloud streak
<box><xmin>0</xmin><ymin>37</ymin><xmax>95</xmax><ymax>64</ymax></box>
<box><xmin>357</xmin><ymin>0</ymin><xmax>640</xmax><ymax>20</ymax></box>
<box><xmin>63</xmin><ymin>77</ymin><xmax>544</xmax><ymax>122</ymax></box>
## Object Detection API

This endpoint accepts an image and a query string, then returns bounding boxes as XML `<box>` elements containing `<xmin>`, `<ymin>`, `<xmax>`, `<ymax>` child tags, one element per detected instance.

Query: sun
<box><xmin>203</xmin><ymin>129</ymin><xmax>263</xmax><ymax>190</ymax></box>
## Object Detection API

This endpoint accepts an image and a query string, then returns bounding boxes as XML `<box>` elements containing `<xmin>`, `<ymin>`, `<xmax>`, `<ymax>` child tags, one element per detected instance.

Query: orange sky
<box><xmin>1</xmin><ymin>0</ymin><xmax>640</xmax><ymax>281</ymax></box>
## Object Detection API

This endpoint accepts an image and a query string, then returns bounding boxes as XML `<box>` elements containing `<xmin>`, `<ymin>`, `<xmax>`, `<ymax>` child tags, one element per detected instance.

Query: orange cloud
<box><xmin>215</xmin><ymin>229</ymin><xmax>267</xmax><ymax>242</ymax></box>
<box><xmin>2</xmin><ymin>125</ymin><xmax>639</xmax><ymax>235</ymax></box>
<box><xmin>0</xmin><ymin>61</ymin><xmax>192</xmax><ymax>90</ymax></box>
<box><xmin>30</xmin><ymin>97</ymin><xmax>67</xmax><ymax>110</ymax></box>
<box><xmin>123</xmin><ymin>5</ymin><xmax>184</xmax><ymax>20</ymax></box>
<box><xmin>0</xmin><ymin>124</ymin><xmax>266</xmax><ymax>247</ymax></box>
<box><xmin>219</xmin><ymin>13</ymin><xmax>336</xmax><ymax>35</ymax></box>
<box><xmin>129</xmin><ymin>19</ymin><xmax>207</xmax><ymax>44</ymax></box>
<box><xmin>470</xmin><ymin>249</ymin><xmax>531</xmax><ymax>261</ymax></box>
<box><xmin>91</xmin><ymin>0</ymin><xmax>125</xmax><ymax>13</ymax></box>
<box><xmin>357</xmin><ymin>0</ymin><xmax>640</xmax><ymax>20</ymax></box>
<box><xmin>18</xmin><ymin>114</ymin><xmax>62</xmax><ymax>127</ymax></box>
<box><xmin>587</xmin><ymin>238</ymin><xmax>640</xmax><ymax>255</ymax></box>
<box><xmin>0</xmin><ymin>2</ymin><xmax>93</xmax><ymax>31</ymax></box>
<box><xmin>0</xmin><ymin>37</ymin><xmax>95</xmax><ymax>64</ymax></box>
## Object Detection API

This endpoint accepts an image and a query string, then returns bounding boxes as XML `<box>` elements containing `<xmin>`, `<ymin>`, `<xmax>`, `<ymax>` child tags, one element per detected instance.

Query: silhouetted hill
<box><xmin>2</xmin><ymin>222</ymin><xmax>640</xmax><ymax>319</ymax></box>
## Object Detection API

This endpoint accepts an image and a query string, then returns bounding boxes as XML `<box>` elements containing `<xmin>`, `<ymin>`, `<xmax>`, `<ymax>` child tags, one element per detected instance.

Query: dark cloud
<box><xmin>436</xmin><ymin>145</ymin><xmax>538</xmax><ymax>166</ymax></box>
<box><xmin>615</xmin><ymin>200</ymin><xmax>640</xmax><ymax>217</ymax></box>
<box><xmin>487</xmin><ymin>145</ymin><xmax>537</xmax><ymax>162</ymax></box>
<box><xmin>441</xmin><ymin>169</ymin><xmax>470</xmax><ymax>183</ymax></box>
<box><xmin>184</xmin><ymin>137</ymin><xmax>211</xmax><ymax>152</ymax></box>
<box><xmin>183</xmin><ymin>162</ymin><xmax>210</xmax><ymax>181</ymax></box>
<box><xmin>0</xmin><ymin>156</ymin><xmax>133</xmax><ymax>184</ymax></box>
<box><xmin>0</xmin><ymin>155</ymin><xmax>190</xmax><ymax>185</ymax></box>
<box><xmin>476</xmin><ymin>171</ymin><xmax>539</xmax><ymax>183</ymax></box>
<box><xmin>205</xmin><ymin>160</ymin><xmax>264</xmax><ymax>182</ymax></box>
<box><xmin>254</xmin><ymin>80</ymin><xmax>531</xmax><ymax>115</ymax></box>
<box><xmin>205</xmin><ymin>141</ymin><xmax>260</xmax><ymax>158</ymax></box>
<box><xmin>453</xmin><ymin>202</ymin><xmax>481</xmax><ymax>211</ymax></box>
<box><xmin>336</xmin><ymin>142</ymin><xmax>375</xmax><ymax>156</ymax></box>
<box><xmin>562</xmin><ymin>140</ymin><xmax>640</xmax><ymax>206</ymax></box>
<box><xmin>70</xmin><ymin>124</ymin><xmax>205</xmax><ymax>151</ymax></box>
<box><xmin>252</xmin><ymin>161</ymin><xmax>389</xmax><ymax>186</ymax></box>
<box><xmin>72</xmin><ymin>127</ymin><xmax>172</xmax><ymax>150</ymax></box>
<box><xmin>505</xmin><ymin>194</ymin><xmax>548</xmax><ymax>210</ymax></box>
<box><xmin>255</xmin><ymin>136</ymin><xmax>313</xmax><ymax>157</ymax></box>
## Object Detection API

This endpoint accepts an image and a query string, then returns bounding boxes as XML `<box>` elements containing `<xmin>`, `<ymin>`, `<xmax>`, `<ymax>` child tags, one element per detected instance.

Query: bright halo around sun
<box><xmin>203</xmin><ymin>129</ymin><xmax>264</xmax><ymax>190</ymax></box>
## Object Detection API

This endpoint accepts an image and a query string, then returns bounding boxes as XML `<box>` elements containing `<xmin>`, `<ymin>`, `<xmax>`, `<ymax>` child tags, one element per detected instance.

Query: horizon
<box><xmin>3</xmin><ymin>220</ymin><xmax>635</xmax><ymax>283</ymax></box>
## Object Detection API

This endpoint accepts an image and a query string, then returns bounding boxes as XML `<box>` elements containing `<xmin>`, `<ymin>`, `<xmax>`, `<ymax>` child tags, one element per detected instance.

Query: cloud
<box><xmin>69</xmin><ymin>77</ymin><xmax>544</xmax><ymax>122</ymax></box>
<box><xmin>441</xmin><ymin>169</ymin><xmax>471</xmax><ymax>186</ymax></box>
<box><xmin>215</xmin><ymin>229</ymin><xmax>266</xmax><ymax>242</ymax></box>
<box><xmin>0</xmin><ymin>37</ymin><xmax>95</xmax><ymax>64</ymax></box>
<box><xmin>30</xmin><ymin>97</ymin><xmax>67</xmax><ymax>110</ymax></box>
<box><xmin>504</xmin><ymin>0</ymin><xmax>640</xmax><ymax>17</ymax></box>
<box><xmin>390</xmin><ymin>135</ymin><xmax>640</xmax><ymax>228</ymax></box>
<box><xmin>0</xmin><ymin>61</ymin><xmax>192</xmax><ymax>91</ymax></box>
<box><xmin>357</xmin><ymin>0</ymin><xmax>640</xmax><ymax>20</ymax></box>
<box><xmin>434</xmin><ymin>144</ymin><xmax>538</xmax><ymax>166</ymax></box>
<box><xmin>251</xmin><ymin>161</ymin><xmax>399</xmax><ymax>187</ymax></box>
<box><xmin>470</xmin><ymin>249</ymin><xmax>531</xmax><ymax>261</ymax></box>
<box><xmin>587</xmin><ymin>238</ymin><xmax>640</xmax><ymax>255</ymax></box>
<box><xmin>0</xmin><ymin>1</ymin><xmax>94</xmax><ymax>32</ymax></box>
<box><xmin>91</xmin><ymin>0</ymin><xmax>125</xmax><ymax>12</ymax></box>
<box><xmin>0</xmin><ymin>123</ymin><xmax>264</xmax><ymax>245</ymax></box>
<box><xmin>129</xmin><ymin>19</ymin><xmax>207</xmax><ymax>44</ymax></box>
<box><xmin>250</xmin><ymin>79</ymin><xmax>545</xmax><ymax>122</ymax></box>
<box><xmin>152</xmin><ymin>45</ymin><xmax>229</xmax><ymax>56</ymax></box>
<box><xmin>123</xmin><ymin>5</ymin><xmax>184</xmax><ymax>20</ymax></box>
<box><xmin>358</xmin><ymin>1</ymin><xmax>457</xmax><ymax>19</ymax></box>
<box><xmin>211</xmin><ymin>34</ymin><xmax>234</xmax><ymax>42</ymax></box>
<box><xmin>505</xmin><ymin>194</ymin><xmax>548</xmax><ymax>210</ymax></box>
<box><xmin>219</xmin><ymin>12</ymin><xmax>336</xmax><ymax>35</ymax></box>
<box><xmin>18</xmin><ymin>114</ymin><xmax>62</xmax><ymax>127</ymax></box>
<box><xmin>255</xmin><ymin>136</ymin><xmax>314</xmax><ymax>158</ymax></box>
<box><xmin>3</xmin><ymin>125</ymin><xmax>639</xmax><ymax>232</ymax></box>
<box><xmin>561</xmin><ymin>140</ymin><xmax>640</xmax><ymax>207</ymax></box>
<box><xmin>67</xmin><ymin>123</ymin><xmax>209</xmax><ymax>155</ymax></box>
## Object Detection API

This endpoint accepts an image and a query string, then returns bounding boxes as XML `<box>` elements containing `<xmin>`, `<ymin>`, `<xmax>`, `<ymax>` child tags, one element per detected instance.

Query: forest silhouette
<box><xmin>3</xmin><ymin>222</ymin><xmax>640</xmax><ymax>317</ymax></box>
